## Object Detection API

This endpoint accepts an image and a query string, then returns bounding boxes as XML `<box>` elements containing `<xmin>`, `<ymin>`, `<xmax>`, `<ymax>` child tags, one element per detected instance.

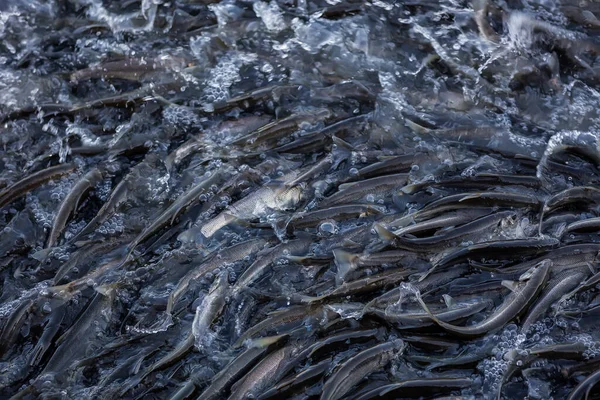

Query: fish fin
<box><xmin>373</xmin><ymin>223</ymin><xmax>396</xmax><ymax>242</ymax></box>
<box><xmin>582</xmin><ymin>10</ymin><xmax>600</xmax><ymax>26</ymax></box>
<box><xmin>331</xmin><ymin>136</ymin><xmax>354</xmax><ymax>152</ymax></box>
<box><xmin>537</xmin><ymin>202</ymin><xmax>548</xmax><ymax>236</ymax></box>
<box><xmin>286</xmin><ymin>255</ymin><xmax>310</xmax><ymax>263</ymax></box>
<box><xmin>31</xmin><ymin>247</ymin><xmax>53</xmax><ymax>261</ymax></box>
<box><xmin>297</xmin><ymin>293</ymin><xmax>325</xmax><ymax>304</ymax></box>
<box><xmin>458</xmin><ymin>193</ymin><xmax>482</xmax><ymax>202</ymax></box>
<box><xmin>169</xmin><ymin>208</ymin><xmax>185</xmax><ymax>226</ymax></box>
<box><xmin>399</xmin><ymin>184</ymin><xmax>418</xmax><ymax>194</ymax></box>
<box><xmin>468</xmin><ymin>260</ymin><xmax>501</xmax><ymax>272</ymax></box>
<box><xmin>94</xmin><ymin>284</ymin><xmax>117</xmax><ymax>297</ymax></box>
<box><xmin>404</xmin><ymin>118</ymin><xmax>432</xmax><ymax>135</ymax></box>
<box><xmin>586</xmin><ymin>262</ymin><xmax>596</xmax><ymax>274</ymax></box>
<box><xmin>415</xmin><ymin>293</ymin><xmax>442</xmax><ymax>325</ymax></box>
<box><xmin>442</xmin><ymin>294</ymin><xmax>455</xmax><ymax>309</ymax></box>
<box><xmin>333</xmin><ymin>249</ymin><xmax>359</xmax><ymax>286</ymax></box>
<box><xmin>341</xmin><ymin>238</ymin><xmax>361</xmax><ymax>248</ymax></box>
<box><xmin>501</xmin><ymin>280</ymin><xmax>519</xmax><ymax>292</ymax></box>
<box><xmin>331</xmin><ymin>136</ymin><xmax>354</xmax><ymax>169</ymax></box>
<box><xmin>247</xmin><ymin>333</ymin><xmax>288</xmax><ymax>349</ymax></box>
<box><xmin>336</xmin><ymin>181</ymin><xmax>359</xmax><ymax>192</ymax></box>
<box><xmin>417</xmin><ymin>265</ymin><xmax>436</xmax><ymax>282</ymax></box>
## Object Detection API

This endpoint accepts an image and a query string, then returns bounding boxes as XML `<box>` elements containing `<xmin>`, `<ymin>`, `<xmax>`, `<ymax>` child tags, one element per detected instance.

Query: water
<box><xmin>1</xmin><ymin>0</ymin><xmax>600</xmax><ymax>399</ymax></box>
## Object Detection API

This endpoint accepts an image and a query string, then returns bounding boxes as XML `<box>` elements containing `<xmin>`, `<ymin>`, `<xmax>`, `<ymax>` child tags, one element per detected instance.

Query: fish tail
<box><xmin>333</xmin><ymin>249</ymin><xmax>359</xmax><ymax>286</ymax></box>
<box><xmin>331</xmin><ymin>136</ymin><xmax>354</xmax><ymax>169</ymax></box>
<box><xmin>373</xmin><ymin>223</ymin><xmax>396</xmax><ymax>242</ymax></box>
<box><xmin>404</xmin><ymin>118</ymin><xmax>432</xmax><ymax>135</ymax></box>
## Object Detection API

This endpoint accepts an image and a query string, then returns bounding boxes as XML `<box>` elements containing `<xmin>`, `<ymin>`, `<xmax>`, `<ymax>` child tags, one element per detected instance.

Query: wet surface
<box><xmin>2</xmin><ymin>0</ymin><xmax>600</xmax><ymax>399</ymax></box>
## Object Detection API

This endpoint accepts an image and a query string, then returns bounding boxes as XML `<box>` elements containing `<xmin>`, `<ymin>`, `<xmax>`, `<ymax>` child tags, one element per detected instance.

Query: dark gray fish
<box><xmin>0</xmin><ymin>299</ymin><xmax>34</xmax><ymax>359</ymax></box>
<box><xmin>0</xmin><ymin>163</ymin><xmax>76</xmax><ymax>209</ymax></box>
<box><xmin>318</xmin><ymin>173</ymin><xmax>408</xmax><ymax>208</ymax></box>
<box><xmin>231</xmin><ymin>237</ymin><xmax>312</xmax><ymax>297</ymax></box>
<box><xmin>521</xmin><ymin>267</ymin><xmax>590</xmax><ymax>331</ymax></box>
<box><xmin>197</xmin><ymin>335</ymin><xmax>288</xmax><ymax>400</ymax></box>
<box><xmin>320</xmin><ymin>339</ymin><xmax>405</xmax><ymax>400</ymax></box>
<box><xmin>258</xmin><ymin>359</ymin><xmax>332</xmax><ymax>400</ymax></box>
<box><xmin>70</xmin><ymin>57</ymin><xmax>186</xmax><ymax>82</ymax></box>
<box><xmin>167</xmin><ymin>237</ymin><xmax>268</xmax><ymax>315</ymax></box>
<box><xmin>418</xmin><ymin>260</ymin><xmax>550</xmax><ymax>337</ymax></box>
<box><xmin>433</xmin><ymin>238</ymin><xmax>560</xmax><ymax>269</ymax></box>
<box><xmin>367</xmin><ymin>300</ymin><xmax>491</xmax><ymax>330</ymax></box>
<box><xmin>567</xmin><ymin>367</ymin><xmax>600</xmax><ymax>400</ymax></box>
<box><xmin>228</xmin><ymin>343</ymin><xmax>303</xmax><ymax>400</ymax></box>
<box><xmin>45</xmin><ymin>168</ymin><xmax>104</xmax><ymax>249</ymax></box>
<box><xmin>125</xmin><ymin>169</ymin><xmax>226</xmax><ymax>258</ymax></box>
<box><xmin>375</xmin><ymin>210</ymin><xmax>516</xmax><ymax>252</ymax></box>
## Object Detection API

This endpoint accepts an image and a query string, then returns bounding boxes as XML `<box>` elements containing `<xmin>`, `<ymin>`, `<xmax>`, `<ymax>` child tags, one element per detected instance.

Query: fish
<box><xmin>230</xmin><ymin>236</ymin><xmax>312</xmax><ymax>297</ymax></box>
<box><xmin>120</xmin><ymin>332</ymin><xmax>195</xmax><ymax>396</ymax></box>
<box><xmin>564</xmin><ymin>217</ymin><xmax>600</xmax><ymax>235</ymax></box>
<box><xmin>318</xmin><ymin>173</ymin><xmax>409</xmax><ymax>208</ymax></box>
<box><xmin>45</xmin><ymin>167</ymin><xmax>104</xmax><ymax>249</ymax></box>
<box><xmin>374</xmin><ymin>210</ymin><xmax>516</xmax><ymax>252</ymax></box>
<box><xmin>43</xmin><ymin>287</ymin><xmax>117</xmax><ymax>375</ymax></box>
<box><xmin>320</xmin><ymin>339</ymin><xmax>406</xmax><ymax>400</ymax></box>
<box><xmin>473</xmin><ymin>0</ymin><xmax>500</xmax><ymax>43</ymax></box>
<box><xmin>51</xmin><ymin>234</ymin><xmax>133</xmax><ymax>284</ymax></box>
<box><xmin>191</xmin><ymin>269</ymin><xmax>229</xmax><ymax>350</ymax></box>
<box><xmin>333</xmin><ymin>248</ymin><xmax>419</xmax><ymax>285</ymax></box>
<box><xmin>417</xmin><ymin>260</ymin><xmax>550</xmax><ymax>337</ymax></box>
<box><xmin>197</xmin><ymin>335</ymin><xmax>288</xmax><ymax>400</ymax></box>
<box><xmin>521</xmin><ymin>267</ymin><xmax>590</xmax><ymax>332</ymax></box>
<box><xmin>300</xmin><ymin>329</ymin><xmax>382</xmax><ymax>360</ymax></box>
<box><xmin>433</xmin><ymin>238</ymin><xmax>560</xmax><ymax>269</ymax></box>
<box><xmin>287</xmin><ymin>204</ymin><xmax>384</xmax><ymax>231</ymax></box>
<box><xmin>408</xmin><ymin>343</ymin><xmax>496</xmax><ymax>371</ymax></box>
<box><xmin>71</xmin><ymin>166</ymin><xmax>131</xmax><ymax>241</ymax></box>
<box><xmin>391</xmin><ymin>208</ymin><xmax>494</xmax><ymax>237</ymax></box>
<box><xmin>399</xmin><ymin>173</ymin><xmax>540</xmax><ymax>195</ymax></box>
<box><xmin>229</xmin><ymin>109</ymin><xmax>331</xmax><ymax>149</ymax></box>
<box><xmin>70</xmin><ymin>56</ymin><xmax>187</xmax><ymax>82</ymax></box>
<box><xmin>27</xmin><ymin>305</ymin><xmax>66</xmax><ymax>367</ymax></box>
<box><xmin>297</xmin><ymin>269</ymin><xmax>413</xmax><ymax>304</ymax></box>
<box><xmin>125</xmin><ymin>169</ymin><xmax>226</xmax><ymax>259</ymax></box>
<box><xmin>166</xmin><ymin>238</ymin><xmax>268</xmax><ymax>315</ymax></box>
<box><xmin>355</xmin><ymin>152</ymin><xmax>433</xmax><ymax>180</ymax></box>
<box><xmin>540</xmin><ymin>186</ymin><xmax>600</xmax><ymax>225</ymax></box>
<box><xmin>233</xmin><ymin>303</ymin><xmax>340</xmax><ymax>347</ymax></box>
<box><xmin>0</xmin><ymin>163</ymin><xmax>76</xmax><ymax>209</ymax></box>
<box><xmin>0</xmin><ymin>299</ymin><xmax>34</xmax><ymax>359</ymax></box>
<box><xmin>258</xmin><ymin>359</ymin><xmax>333</xmax><ymax>400</ymax></box>
<box><xmin>228</xmin><ymin>343</ymin><xmax>302</xmax><ymax>400</ymax></box>
<box><xmin>200</xmin><ymin>173</ymin><xmax>305</xmax><ymax>238</ymax></box>
<box><xmin>351</xmin><ymin>377</ymin><xmax>473</xmax><ymax>400</ymax></box>
<box><xmin>367</xmin><ymin>300</ymin><xmax>491</xmax><ymax>330</ymax></box>
<box><xmin>567</xmin><ymin>367</ymin><xmax>600</xmax><ymax>400</ymax></box>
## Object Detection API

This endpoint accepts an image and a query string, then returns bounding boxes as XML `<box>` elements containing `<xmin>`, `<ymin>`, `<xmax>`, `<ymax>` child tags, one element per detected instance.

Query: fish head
<box><xmin>519</xmin><ymin>258</ymin><xmax>552</xmax><ymax>281</ymax></box>
<box><xmin>276</xmin><ymin>183</ymin><xmax>306</xmax><ymax>209</ymax></box>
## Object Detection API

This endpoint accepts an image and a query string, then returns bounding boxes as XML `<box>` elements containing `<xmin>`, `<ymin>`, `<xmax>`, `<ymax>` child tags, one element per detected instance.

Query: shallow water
<box><xmin>2</xmin><ymin>0</ymin><xmax>600</xmax><ymax>399</ymax></box>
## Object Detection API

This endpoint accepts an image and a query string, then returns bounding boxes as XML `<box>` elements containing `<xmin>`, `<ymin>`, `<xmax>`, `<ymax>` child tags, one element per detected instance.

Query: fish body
<box><xmin>320</xmin><ymin>339</ymin><xmax>406</xmax><ymax>400</ymax></box>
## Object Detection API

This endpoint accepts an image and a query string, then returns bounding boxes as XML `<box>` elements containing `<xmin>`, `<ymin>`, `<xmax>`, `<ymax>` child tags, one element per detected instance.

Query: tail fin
<box><xmin>333</xmin><ymin>249</ymin><xmax>359</xmax><ymax>286</ymax></box>
<box><xmin>373</xmin><ymin>223</ymin><xmax>396</xmax><ymax>241</ymax></box>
